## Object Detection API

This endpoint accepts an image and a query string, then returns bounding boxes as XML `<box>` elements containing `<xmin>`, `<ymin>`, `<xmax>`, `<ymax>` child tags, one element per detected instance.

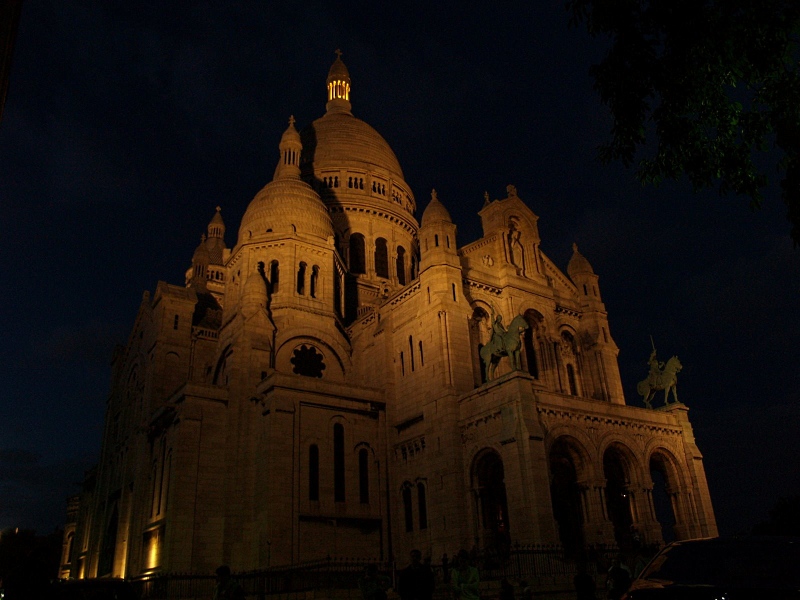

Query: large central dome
<box><xmin>300</xmin><ymin>111</ymin><xmax>404</xmax><ymax>181</ymax></box>
<box><xmin>299</xmin><ymin>51</ymin><xmax>404</xmax><ymax>181</ymax></box>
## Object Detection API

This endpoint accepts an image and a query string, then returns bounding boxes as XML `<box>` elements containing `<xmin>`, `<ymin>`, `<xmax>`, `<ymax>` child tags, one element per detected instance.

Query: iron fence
<box><xmin>131</xmin><ymin>544</ymin><xmax>659</xmax><ymax>599</ymax></box>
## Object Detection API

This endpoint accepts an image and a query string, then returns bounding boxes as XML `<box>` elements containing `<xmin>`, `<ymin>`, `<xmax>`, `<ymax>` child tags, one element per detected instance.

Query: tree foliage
<box><xmin>568</xmin><ymin>0</ymin><xmax>800</xmax><ymax>243</ymax></box>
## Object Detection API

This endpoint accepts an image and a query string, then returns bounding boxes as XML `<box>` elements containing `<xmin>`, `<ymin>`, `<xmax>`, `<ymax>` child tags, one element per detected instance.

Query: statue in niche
<box><xmin>482</xmin><ymin>254</ymin><xmax>494</xmax><ymax>267</ymax></box>
<box><xmin>508</xmin><ymin>217</ymin><xmax>525</xmax><ymax>274</ymax></box>
<box><xmin>637</xmin><ymin>344</ymin><xmax>682</xmax><ymax>408</ymax></box>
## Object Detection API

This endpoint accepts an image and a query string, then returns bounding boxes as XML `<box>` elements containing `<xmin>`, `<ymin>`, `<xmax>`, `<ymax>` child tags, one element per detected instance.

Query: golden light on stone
<box><xmin>60</xmin><ymin>50</ymin><xmax>717</xmax><ymax>581</ymax></box>
<box><xmin>144</xmin><ymin>526</ymin><xmax>163</xmax><ymax>571</ymax></box>
<box><xmin>327</xmin><ymin>80</ymin><xmax>350</xmax><ymax>101</ymax></box>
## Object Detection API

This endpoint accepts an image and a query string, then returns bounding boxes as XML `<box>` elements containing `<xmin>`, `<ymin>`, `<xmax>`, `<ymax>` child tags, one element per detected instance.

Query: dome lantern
<box><xmin>325</xmin><ymin>49</ymin><xmax>352</xmax><ymax>115</ymax></box>
<box><xmin>207</xmin><ymin>206</ymin><xmax>225</xmax><ymax>239</ymax></box>
<box><xmin>274</xmin><ymin>116</ymin><xmax>302</xmax><ymax>180</ymax></box>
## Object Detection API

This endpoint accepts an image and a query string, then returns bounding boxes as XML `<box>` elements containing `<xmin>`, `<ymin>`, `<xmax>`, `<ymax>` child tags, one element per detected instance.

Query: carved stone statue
<box><xmin>638</xmin><ymin>349</ymin><xmax>682</xmax><ymax>409</ymax></box>
<box><xmin>508</xmin><ymin>218</ymin><xmax>524</xmax><ymax>274</ymax></box>
<box><xmin>480</xmin><ymin>313</ymin><xmax>530</xmax><ymax>381</ymax></box>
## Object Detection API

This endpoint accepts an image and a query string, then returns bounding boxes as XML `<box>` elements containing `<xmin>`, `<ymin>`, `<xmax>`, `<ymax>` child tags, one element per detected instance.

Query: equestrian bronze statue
<box><xmin>638</xmin><ymin>349</ymin><xmax>682</xmax><ymax>408</ymax></box>
<box><xmin>480</xmin><ymin>314</ymin><xmax>529</xmax><ymax>381</ymax></box>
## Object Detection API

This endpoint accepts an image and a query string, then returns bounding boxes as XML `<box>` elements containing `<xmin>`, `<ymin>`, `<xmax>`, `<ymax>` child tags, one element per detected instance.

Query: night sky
<box><xmin>2</xmin><ymin>1</ymin><xmax>799</xmax><ymax>538</ymax></box>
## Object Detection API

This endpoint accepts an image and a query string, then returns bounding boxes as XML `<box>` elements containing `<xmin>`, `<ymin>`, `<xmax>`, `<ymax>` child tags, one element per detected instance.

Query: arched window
<box><xmin>309</xmin><ymin>445</ymin><xmax>319</xmax><ymax>501</ymax></box>
<box><xmin>297</xmin><ymin>262</ymin><xmax>307</xmax><ymax>295</ymax></box>
<box><xmin>173</xmin><ymin>315</ymin><xmax>179</xmax><ymax>330</ymax></box>
<box><xmin>269</xmin><ymin>261</ymin><xmax>280</xmax><ymax>294</ymax></box>
<box><xmin>334</xmin><ymin>424</ymin><xmax>345</xmax><ymax>502</ymax></box>
<box><xmin>402</xmin><ymin>485</ymin><xmax>414</xmax><ymax>532</ymax></box>
<box><xmin>523</xmin><ymin>311</ymin><xmax>543</xmax><ymax>378</ymax></box>
<box><xmin>310</xmin><ymin>266</ymin><xmax>319</xmax><ymax>298</ymax></box>
<box><xmin>470</xmin><ymin>307</ymin><xmax>491</xmax><ymax>387</ymax></box>
<box><xmin>396</xmin><ymin>246</ymin><xmax>406</xmax><ymax>285</ymax></box>
<box><xmin>359</xmin><ymin>449</ymin><xmax>369</xmax><ymax>504</ymax></box>
<box><xmin>417</xmin><ymin>482</ymin><xmax>428</xmax><ymax>530</ymax></box>
<box><xmin>65</xmin><ymin>532</ymin><xmax>75</xmax><ymax>564</ymax></box>
<box><xmin>350</xmin><ymin>234</ymin><xmax>366</xmax><ymax>274</ymax></box>
<box><xmin>567</xmin><ymin>364</ymin><xmax>578</xmax><ymax>396</ymax></box>
<box><xmin>523</xmin><ymin>328</ymin><xmax>538</xmax><ymax>378</ymax></box>
<box><xmin>375</xmin><ymin>238</ymin><xmax>389</xmax><ymax>278</ymax></box>
<box><xmin>409</xmin><ymin>336</ymin><xmax>415</xmax><ymax>372</ymax></box>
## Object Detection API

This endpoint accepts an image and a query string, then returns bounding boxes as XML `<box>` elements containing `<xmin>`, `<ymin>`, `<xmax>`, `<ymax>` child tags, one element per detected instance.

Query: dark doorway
<box><xmin>603</xmin><ymin>447</ymin><xmax>633</xmax><ymax>548</ymax></box>
<box><xmin>549</xmin><ymin>440</ymin><xmax>584</xmax><ymax>555</ymax></box>
<box><xmin>473</xmin><ymin>451</ymin><xmax>511</xmax><ymax>558</ymax></box>
<box><xmin>650</xmin><ymin>455</ymin><xmax>677</xmax><ymax>543</ymax></box>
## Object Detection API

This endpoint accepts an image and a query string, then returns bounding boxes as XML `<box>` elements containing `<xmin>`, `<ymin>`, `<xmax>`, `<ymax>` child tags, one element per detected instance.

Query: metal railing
<box><xmin>132</xmin><ymin>544</ymin><xmax>659</xmax><ymax>599</ymax></box>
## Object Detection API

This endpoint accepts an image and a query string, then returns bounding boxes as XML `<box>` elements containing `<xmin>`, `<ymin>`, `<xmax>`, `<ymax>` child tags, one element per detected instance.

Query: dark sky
<box><xmin>2</xmin><ymin>1</ymin><xmax>799</xmax><ymax>537</ymax></box>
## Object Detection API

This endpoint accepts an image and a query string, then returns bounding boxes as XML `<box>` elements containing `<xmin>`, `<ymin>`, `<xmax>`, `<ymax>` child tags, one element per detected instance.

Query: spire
<box><xmin>207</xmin><ymin>206</ymin><xmax>225</xmax><ymax>239</ymax></box>
<box><xmin>273</xmin><ymin>116</ymin><xmax>302</xmax><ymax>180</ymax></box>
<box><xmin>567</xmin><ymin>243</ymin><xmax>595</xmax><ymax>277</ymax></box>
<box><xmin>325</xmin><ymin>49</ymin><xmax>352</xmax><ymax>114</ymax></box>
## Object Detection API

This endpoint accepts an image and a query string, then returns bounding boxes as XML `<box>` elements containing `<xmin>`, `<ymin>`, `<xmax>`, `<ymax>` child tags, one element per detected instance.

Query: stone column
<box><xmin>580</xmin><ymin>478</ymin><xmax>615</xmax><ymax>546</ymax></box>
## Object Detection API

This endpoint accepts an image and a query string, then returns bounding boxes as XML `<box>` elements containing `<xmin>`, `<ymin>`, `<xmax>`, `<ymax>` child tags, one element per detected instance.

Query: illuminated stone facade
<box><xmin>64</xmin><ymin>54</ymin><xmax>716</xmax><ymax>579</ymax></box>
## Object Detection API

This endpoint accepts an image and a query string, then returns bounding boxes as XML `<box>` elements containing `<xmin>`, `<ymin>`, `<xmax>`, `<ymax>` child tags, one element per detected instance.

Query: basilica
<box><xmin>61</xmin><ymin>53</ymin><xmax>716</xmax><ymax>579</ymax></box>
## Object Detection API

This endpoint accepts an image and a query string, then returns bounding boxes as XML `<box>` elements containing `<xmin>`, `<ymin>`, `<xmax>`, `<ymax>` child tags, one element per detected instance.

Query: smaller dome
<box><xmin>567</xmin><ymin>243</ymin><xmax>595</xmax><ymax>278</ymax></box>
<box><xmin>192</xmin><ymin>235</ymin><xmax>210</xmax><ymax>262</ymax></box>
<box><xmin>327</xmin><ymin>49</ymin><xmax>351</xmax><ymax>83</ymax></box>
<box><xmin>239</xmin><ymin>116</ymin><xmax>335</xmax><ymax>244</ymax></box>
<box><xmin>238</xmin><ymin>178</ymin><xmax>334</xmax><ymax>243</ymax></box>
<box><xmin>421</xmin><ymin>189</ymin><xmax>452</xmax><ymax>227</ymax></box>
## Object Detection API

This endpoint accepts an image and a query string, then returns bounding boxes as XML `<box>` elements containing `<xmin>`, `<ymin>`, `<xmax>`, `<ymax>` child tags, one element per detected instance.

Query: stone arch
<box><xmin>470</xmin><ymin>448</ymin><xmax>511</xmax><ymax>555</ymax></box>
<box><xmin>416</xmin><ymin>479</ymin><xmax>429</xmax><ymax>530</ymax></box>
<box><xmin>374</xmin><ymin>237</ymin><xmax>389</xmax><ymax>278</ymax></box>
<box><xmin>558</xmin><ymin>327</ymin><xmax>581</xmax><ymax>396</ymax></box>
<box><xmin>521</xmin><ymin>309</ymin><xmax>546</xmax><ymax>379</ymax></box>
<box><xmin>468</xmin><ymin>303</ymin><xmax>492</xmax><ymax>387</ymax></box>
<box><xmin>602</xmin><ymin>441</ymin><xmax>640</xmax><ymax>548</ymax></box>
<box><xmin>275</xmin><ymin>332</ymin><xmax>349</xmax><ymax>380</ymax></box>
<box><xmin>396</xmin><ymin>245</ymin><xmax>406</xmax><ymax>285</ymax></box>
<box><xmin>349</xmin><ymin>233</ymin><xmax>366</xmax><ymax>274</ymax></box>
<box><xmin>547</xmin><ymin>435</ymin><xmax>592</xmax><ymax>554</ymax></box>
<box><xmin>400</xmin><ymin>480</ymin><xmax>415</xmax><ymax>533</ymax></box>
<box><xmin>355</xmin><ymin>442</ymin><xmax>374</xmax><ymax>504</ymax></box>
<box><xmin>647</xmin><ymin>446</ymin><xmax>689</xmax><ymax>543</ymax></box>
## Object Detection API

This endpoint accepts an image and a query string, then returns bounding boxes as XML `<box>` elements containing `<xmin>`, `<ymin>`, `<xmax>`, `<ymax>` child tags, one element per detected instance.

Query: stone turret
<box><xmin>419</xmin><ymin>189</ymin><xmax>459</xmax><ymax>272</ymax></box>
<box><xmin>567</xmin><ymin>243</ymin><xmax>602</xmax><ymax>304</ymax></box>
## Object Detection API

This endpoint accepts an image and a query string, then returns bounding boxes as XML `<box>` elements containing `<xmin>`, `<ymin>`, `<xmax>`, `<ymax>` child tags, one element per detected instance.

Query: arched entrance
<box><xmin>549</xmin><ymin>438</ymin><xmax>585</xmax><ymax>555</ymax></box>
<box><xmin>650</xmin><ymin>451</ymin><xmax>682</xmax><ymax>543</ymax></box>
<box><xmin>603</xmin><ymin>445</ymin><xmax>634</xmax><ymax>548</ymax></box>
<box><xmin>472</xmin><ymin>450</ymin><xmax>511</xmax><ymax>557</ymax></box>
